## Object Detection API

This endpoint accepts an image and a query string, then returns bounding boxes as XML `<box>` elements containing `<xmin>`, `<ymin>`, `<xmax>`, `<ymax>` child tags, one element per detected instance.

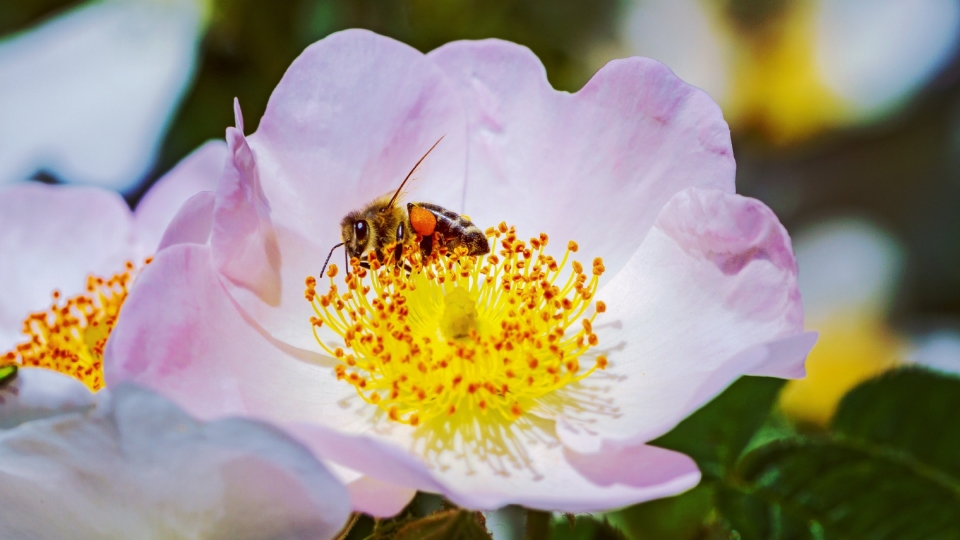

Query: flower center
<box><xmin>305</xmin><ymin>222</ymin><xmax>608</xmax><ymax>430</ymax></box>
<box><xmin>1</xmin><ymin>260</ymin><xmax>145</xmax><ymax>392</ymax></box>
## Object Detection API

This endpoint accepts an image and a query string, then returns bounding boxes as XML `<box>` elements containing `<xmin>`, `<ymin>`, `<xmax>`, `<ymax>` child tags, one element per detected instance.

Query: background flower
<box><xmin>0</xmin><ymin>382</ymin><xmax>351</xmax><ymax>539</ymax></box>
<box><xmin>0</xmin><ymin>140</ymin><xmax>225</xmax><ymax>389</ymax></box>
<box><xmin>620</xmin><ymin>0</ymin><xmax>960</xmax><ymax>143</ymax></box>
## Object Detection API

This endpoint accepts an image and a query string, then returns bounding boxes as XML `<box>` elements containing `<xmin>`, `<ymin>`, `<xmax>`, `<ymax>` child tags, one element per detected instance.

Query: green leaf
<box><xmin>605</xmin><ymin>485</ymin><xmax>714</xmax><ymax>540</ymax></box>
<box><xmin>832</xmin><ymin>368</ymin><xmax>960</xmax><ymax>478</ymax></box>
<box><xmin>392</xmin><ymin>510</ymin><xmax>492</xmax><ymax>540</ymax></box>
<box><xmin>549</xmin><ymin>514</ymin><xmax>627</xmax><ymax>540</ymax></box>
<box><xmin>734</xmin><ymin>435</ymin><xmax>960</xmax><ymax>540</ymax></box>
<box><xmin>0</xmin><ymin>364</ymin><xmax>16</xmax><ymax>387</ymax></box>
<box><xmin>652</xmin><ymin>376</ymin><xmax>786</xmax><ymax>479</ymax></box>
<box><xmin>720</xmin><ymin>369</ymin><xmax>960</xmax><ymax>540</ymax></box>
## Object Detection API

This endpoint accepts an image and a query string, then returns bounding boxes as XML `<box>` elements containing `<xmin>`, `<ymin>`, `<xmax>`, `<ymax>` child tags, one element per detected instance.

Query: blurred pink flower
<box><xmin>106</xmin><ymin>30</ymin><xmax>814</xmax><ymax>514</ymax></box>
<box><xmin>0</xmin><ymin>141</ymin><xmax>226</xmax><ymax>390</ymax></box>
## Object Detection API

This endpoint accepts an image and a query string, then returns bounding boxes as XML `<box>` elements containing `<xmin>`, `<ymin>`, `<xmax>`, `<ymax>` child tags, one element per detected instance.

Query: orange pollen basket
<box><xmin>1</xmin><ymin>260</ymin><xmax>147</xmax><ymax>392</ymax></box>
<box><xmin>305</xmin><ymin>222</ymin><xmax>609</xmax><ymax>428</ymax></box>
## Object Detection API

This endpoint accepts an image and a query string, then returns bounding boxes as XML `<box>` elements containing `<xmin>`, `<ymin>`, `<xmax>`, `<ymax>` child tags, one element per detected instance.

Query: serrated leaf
<box><xmin>832</xmin><ymin>368</ymin><xmax>960</xmax><ymax>478</ymax></box>
<box><xmin>392</xmin><ymin>510</ymin><xmax>491</xmax><ymax>540</ymax></box>
<box><xmin>0</xmin><ymin>364</ymin><xmax>16</xmax><ymax>386</ymax></box>
<box><xmin>734</xmin><ymin>435</ymin><xmax>960</xmax><ymax>540</ymax></box>
<box><xmin>652</xmin><ymin>376</ymin><xmax>786</xmax><ymax>479</ymax></box>
<box><xmin>713</xmin><ymin>370</ymin><xmax>960</xmax><ymax>539</ymax></box>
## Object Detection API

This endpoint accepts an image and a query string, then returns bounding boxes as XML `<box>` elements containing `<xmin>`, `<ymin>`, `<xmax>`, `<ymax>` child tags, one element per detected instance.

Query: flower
<box><xmin>107</xmin><ymin>30</ymin><xmax>814</xmax><ymax>514</ymax></box>
<box><xmin>779</xmin><ymin>218</ymin><xmax>906</xmax><ymax>425</ymax></box>
<box><xmin>0</xmin><ymin>373</ymin><xmax>350</xmax><ymax>539</ymax></box>
<box><xmin>0</xmin><ymin>0</ymin><xmax>208</xmax><ymax>191</ymax></box>
<box><xmin>0</xmin><ymin>141</ymin><xmax>226</xmax><ymax>391</ymax></box>
<box><xmin>620</xmin><ymin>0</ymin><xmax>960</xmax><ymax>143</ymax></box>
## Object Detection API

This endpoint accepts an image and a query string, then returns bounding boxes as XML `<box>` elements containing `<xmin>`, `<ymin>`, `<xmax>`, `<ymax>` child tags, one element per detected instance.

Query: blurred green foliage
<box><xmin>0</xmin><ymin>0</ymin><xmax>73</xmax><ymax>36</ymax></box>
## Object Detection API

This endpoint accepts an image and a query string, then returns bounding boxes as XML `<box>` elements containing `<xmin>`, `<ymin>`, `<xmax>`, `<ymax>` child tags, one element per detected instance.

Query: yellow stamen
<box><xmin>306</xmin><ymin>223</ymin><xmax>608</xmax><ymax>430</ymax></box>
<box><xmin>1</xmin><ymin>262</ymin><xmax>144</xmax><ymax>392</ymax></box>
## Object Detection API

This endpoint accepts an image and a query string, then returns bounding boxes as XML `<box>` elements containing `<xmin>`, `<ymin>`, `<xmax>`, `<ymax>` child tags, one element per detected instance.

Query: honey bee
<box><xmin>320</xmin><ymin>137</ymin><xmax>490</xmax><ymax>276</ymax></box>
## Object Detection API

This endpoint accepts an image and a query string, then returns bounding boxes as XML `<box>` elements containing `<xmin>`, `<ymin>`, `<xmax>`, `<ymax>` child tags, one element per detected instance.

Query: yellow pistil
<box><xmin>1</xmin><ymin>261</ymin><xmax>145</xmax><ymax>392</ymax></box>
<box><xmin>306</xmin><ymin>222</ymin><xmax>608</xmax><ymax>430</ymax></box>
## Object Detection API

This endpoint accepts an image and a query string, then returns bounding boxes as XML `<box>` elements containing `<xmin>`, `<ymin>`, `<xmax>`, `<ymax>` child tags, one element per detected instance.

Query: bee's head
<box><xmin>340</xmin><ymin>212</ymin><xmax>371</xmax><ymax>260</ymax></box>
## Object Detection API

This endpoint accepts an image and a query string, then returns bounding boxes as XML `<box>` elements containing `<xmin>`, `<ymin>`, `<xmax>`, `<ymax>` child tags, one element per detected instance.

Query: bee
<box><xmin>320</xmin><ymin>137</ymin><xmax>490</xmax><ymax>277</ymax></box>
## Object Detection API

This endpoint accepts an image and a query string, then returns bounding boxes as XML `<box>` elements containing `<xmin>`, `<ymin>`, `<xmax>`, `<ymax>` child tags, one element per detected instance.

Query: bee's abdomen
<box><xmin>409</xmin><ymin>202</ymin><xmax>490</xmax><ymax>256</ymax></box>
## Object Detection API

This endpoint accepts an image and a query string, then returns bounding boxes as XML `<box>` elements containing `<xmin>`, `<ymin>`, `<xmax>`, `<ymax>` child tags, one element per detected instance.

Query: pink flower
<box><xmin>106</xmin><ymin>30</ymin><xmax>815</xmax><ymax>515</ymax></box>
<box><xmin>0</xmin><ymin>140</ymin><xmax>225</xmax><ymax>391</ymax></box>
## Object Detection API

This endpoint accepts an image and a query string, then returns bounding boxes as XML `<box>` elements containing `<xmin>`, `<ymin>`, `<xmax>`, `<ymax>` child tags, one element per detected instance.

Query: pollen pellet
<box><xmin>306</xmin><ymin>223</ymin><xmax>608</xmax><ymax>428</ymax></box>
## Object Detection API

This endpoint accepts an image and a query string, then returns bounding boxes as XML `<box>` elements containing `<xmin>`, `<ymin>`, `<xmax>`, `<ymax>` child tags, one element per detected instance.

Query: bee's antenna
<box><xmin>320</xmin><ymin>242</ymin><xmax>345</xmax><ymax>279</ymax></box>
<box><xmin>385</xmin><ymin>136</ymin><xmax>445</xmax><ymax>209</ymax></box>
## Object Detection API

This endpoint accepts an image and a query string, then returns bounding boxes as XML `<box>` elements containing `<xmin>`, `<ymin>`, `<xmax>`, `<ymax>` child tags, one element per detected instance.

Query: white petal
<box><xmin>0</xmin><ymin>0</ymin><xmax>204</xmax><ymax>190</ymax></box>
<box><xmin>580</xmin><ymin>188</ymin><xmax>809</xmax><ymax>445</ymax></box>
<box><xmin>0</xmin><ymin>384</ymin><xmax>351</xmax><ymax>539</ymax></box>
<box><xmin>0</xmin><ymin>368</ymin><xmax>94</xmax><ymax>430</ymax></box>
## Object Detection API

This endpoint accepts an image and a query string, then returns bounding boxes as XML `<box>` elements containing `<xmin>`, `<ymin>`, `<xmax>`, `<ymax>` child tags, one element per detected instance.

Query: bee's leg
<box><xmin>419</xmin><ymin>234</ymin><xmax>434</xmax><ymax>257</ymax></box>
<box><xmin>394</xmin><ymin>222</ymin><xmax>406</xmax><ymax>267</ymax></box>
<box><xmin>344</xmin><ymin>248</ymin><xmax>349</xmax><ymax>276</ymax></box>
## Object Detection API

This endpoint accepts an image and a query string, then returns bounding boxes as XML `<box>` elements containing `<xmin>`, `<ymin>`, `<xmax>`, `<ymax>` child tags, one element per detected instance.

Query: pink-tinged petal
<box><xmin>212</xmin><ymin>124</ymin><xmax>283</xmax><ymax>315</ymax></box>
<box><xmin>105</xmin><ymin>243</ymin><xmax>357</xmax><ymax>425</ymax></box>
<box><xmin>0</xmin><ymin>184</ymin><xmax>135</xmax><ymax>351</ymax></box>
<box><xmin>291</xmin><ymin>422</ymin><xmax>699</xmax><ymax>512</ymax></box>
<box><xmin>156</xmin><ymin>190</ymin><xmax>216</xmax><ymax>250</ymax></box>
<box><xmin>344</xmin><ymin>476</ymin><xmax>418</xmax><ymax>518</ymax></box>
<box><xmin>134</xmin><ymin>140</ymin><xmax>227</xmax><ymax>252</ymax></box>
<box><xmin>428</xmin><ymin>40</ymin><xmax>735</xmax><ymax>278</ymax></box>
<box><xmin>212</xmin><ymin>30</ymin><xmax>469</xmax><ymax>347</ymax></box>
<box><xmin>0</xmin><ymin>368</ymin><xmax>94</xmax><ymax>430</ymax></box>
<box><xmin>563</xmin><ymin>188</ymin><xmax>810</xmax><ymax>447</ymax></box>
<box><xmin>0</xmin><ymin>384</ymin><xmax>351</xmax><ymax>539</ymax></box>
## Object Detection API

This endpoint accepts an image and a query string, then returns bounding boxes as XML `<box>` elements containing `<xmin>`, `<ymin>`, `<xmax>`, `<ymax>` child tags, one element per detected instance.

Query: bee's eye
<box><xmin>353</xmin><ymin>220</ymin><xmax>369</xmax><ymax>245</ymax></box>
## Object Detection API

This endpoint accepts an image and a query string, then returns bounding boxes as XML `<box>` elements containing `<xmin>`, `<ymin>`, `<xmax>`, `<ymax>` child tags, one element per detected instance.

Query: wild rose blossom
<box><xmin>0</xmin><ymin>378</ymin><xmax>350</xmax><ymax>539</ymax></box>
<box><xmin>0</xmin><ymin>141</ymin><xmax>225</xmax><ymax>393</ymax></box>
<box><xmin>107</xmin><ymin>30</ymin><xmax>815</xmax><ymax>514</ymax></box>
